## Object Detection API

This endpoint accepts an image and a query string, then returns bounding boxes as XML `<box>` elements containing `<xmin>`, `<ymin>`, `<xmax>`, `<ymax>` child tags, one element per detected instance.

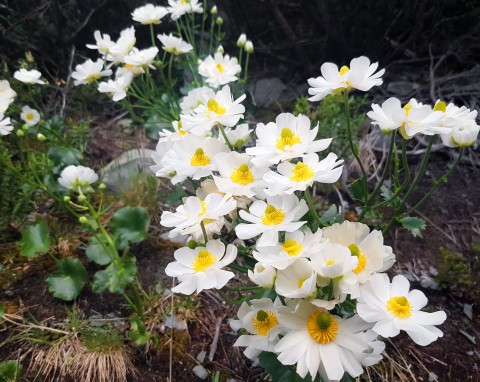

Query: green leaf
<box><xmin>165</xmin><ymin>185</ymin><xmax>187</xmax><ymax>204</ymax></box>
<box><xmin>18</xmin><ymin>219</ymin><xmax>51</xmax><ymax>258</ymax></box>
<box><xmin>86</xmin><ymin>236</ymin><xmax>115</xmax><ymax>266</ymax></box>
<box><xmin>258</xmin><ymin>352</ymin><xmax>315</xmax><ymax>382</ymax></box>
<box><xmin>0</xmin><ymin>303</ymin><xmax>3</xmax><ymax>320</ymax></box>
<box><xmin>399</xmin><ymin>216</ymin><xmax>426</xmax><ymax>238</ymax></box>
<box><xmin>47</xmin><ymin>147</ymin><xmax>82</xmax><ymax>174</ymax></box>
<box><xmin>0</xmin><ymin>360</ymin><xmax>23</xmax><ymax>382</ymax></box>
<box><xmin>46</xmin><ymin>258</ymin><xmax>87</xmax><ymax>301</ymax></box>
<box><xmin>110</xmin><ymin>207</ymin><xmax>150</xmax><ymax>249</ymax></box>
<box><xmin>319</xmin><ymin>205</ymin><xmax>343</xmax><ymax>226</ymax></box>
<box><xmin>128</xmin><ymin>316</ymin><xmax>150</xmax><ymax>345</ymax></box>
<box><xmin>349</xmin><ymin>179</ymin><xmax>366</xmax><ymax>202</ymax></box>
<box><xmin>44</xmin><ymin>116</ymin><xmax>64</xmax><ymax>135</ymax></box>
<box><xmin>92</xmin><ymin>256</ymin><xmax>137</xmax><ymax>293</ymax></box>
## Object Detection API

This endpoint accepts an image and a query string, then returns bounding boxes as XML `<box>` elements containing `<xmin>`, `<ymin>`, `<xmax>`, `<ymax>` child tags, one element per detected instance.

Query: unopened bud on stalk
<box><xmin>245</xmin><ymin>40</ymin><xmax>254</xmax><ymax>53</ymax></box>
<box><xmin>216</xmin><ymin>45</ymin><xmax>224</xmax><ymax>54</ymax></box>
<box><xmin>98</xmin><ymin>183</ymin><xmax>107</xmax><ymax>191</ymax></box>
<box><xmin>79</xmin><ymin>216</ymin><xmax>88</xmax><ymax>225</ymax></box>
<box><xmin>37</xmin><ymin>133</ymin><xmax>46</xmax><ymax>141</ymax></box>
<box><xmin>22</xmin><ymin>124</ymin><xmax>29</xmax><ymax>131</ymax></box>
<box><xmin>237</xmin><ymin>33</ymin><xmax>247</xmax><ymax>48</ymax></box>
<box><xmin>86</xmin><ymin>186</ymin><xmax>94</xmax><ymax>194</ymax></box>
<box><xmin>16</xmin><ymin>130</ymin><xmax>24</xmax><ymax>137</ymax></box>
<box><xmin>78</xmin><ymin>194</ymin><xmax>87</xmax><ymax>203</ymax></box>
<box><xmin>210</xmin><ymin>5</ymin><xmax>218</xmax><ymax>14</ymax></box>
<box><xmin>63</xmin><ymin>196</ymin><xmax>71</xmax><ymax>202</ymax></box>
<box><xmin>216</xmin><ymin>17</ymin><xmax>223</xmax><ymax>26</ymax></box>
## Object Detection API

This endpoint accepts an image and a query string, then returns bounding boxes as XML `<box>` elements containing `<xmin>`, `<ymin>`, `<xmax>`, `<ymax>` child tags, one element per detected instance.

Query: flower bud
<box><xmin>79</xmin><ymin>216</ymin><xmax>88</xmax><ymax>225</ymax></box>
<box><xmin>16</xmin><ymin>130</ymin><xmax>24</xmax><ymax>137</ymax></box>
<box><xmin>216</xmin><ymin>17</ymin><xmax>223</xmax><ymax>26</ymax></box>
<box><xmin>37</xmin><ymin>133</ymin><xmax>46</xmax><ymax>141</ymax></box>
<box><xmin>63</xmin><ymin>196</ymin><xmax>71</xmax><ymax>202</ymax></box>
<box><xmin>248</xmin><ymin>263</ymin><xmax>276</xmax><ymax>289</ymax></box>
<box><xmin>78</xmin><ymin>194</ymin><xmax>87</xmax><ymax>202</ymax></box>
<box><xmin>210</xmin><ymin>5</ymin><xmax>218</xmax><ymax>14</ymax></box>
<box><xmin>22</xmin><ymin>124</ymin><xmax>30</xmax><ymax>131</ymax></box>
<box><xmin>237</xmin><ymin>33</ymin><xmax>247</xmax><ymax>48</ymax></box>
<box><xmin>216</xmin><ymin>45</ymin><xmax>224</xmax><ymax>54</ymax></box>
<box><xmin>98</xmin><ymin>183</ymin><xmax>107</xmax><ymax>191</ymax></box>
<box><xmin>86</xmin><ymin>186</ymin><xmax>94</xmax><ymax>194</ymax></box>
<box><xmin>245</xmin><ymin>40</ymin><xmax>254</xmax><ymax>53</ymax></box>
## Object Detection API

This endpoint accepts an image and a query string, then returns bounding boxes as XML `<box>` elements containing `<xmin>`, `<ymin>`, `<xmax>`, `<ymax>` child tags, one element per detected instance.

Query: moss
<box><xmin>436</xmin><ymin>246</ymin><xmax>473</xmax><ymax>290</ymax></box>
<box><xmin>82</xmin><ymin>326</ymin><xmax>124</xmax><ymax>353</ymax></box>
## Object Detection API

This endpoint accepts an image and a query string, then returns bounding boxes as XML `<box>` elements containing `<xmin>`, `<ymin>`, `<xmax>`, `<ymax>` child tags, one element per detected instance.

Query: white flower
<box><xmin>13</xmin><ymin>68</ymin><xmax>45</xmax><ymax>85</ymax></box>
<box><xmin>246</xmin><ymin>113</ymin><xmax>332</xmax><ymax>167</ymax></box>
<box><xmin>0</xmin><ymin>114</ymin><xmax>13</xmax><ymax>136</ymax></box>
<box><xmin>108</xmin><ymin>27</ymin><xmax>136</xmax><ymax>63</ymax></box>
<box><xmin>155</xmin><ymin>135</ymin><xmax>227</xmax><ymax>184</ymax></box>
<box><xmin>160</xmin><ymin>192</ymin><xmax>236</xmax><ymax>238</ymax></box>
<box><xmin>235</xmin><ymin>194</ymin><xmax>308</xmax><ymax>247</ymax></box>
<box><xmin>198</xmin><ymin>53</ymin><xmax>241</xmax><ymax>88</ymax></box>
<box><xmin>86</xmin><ymin>31</ymin><xmax>115</xmax><ymax>55</ymax></box>
<box><xmin>252</xmin><ymin>229</ymin><xmax>325</xmax><ymax>270</ymax></box>
<box><xmin>263</xmin><ymin>152</ymin><xmax>344</xmax><ymax>196</ymax></box>
<box><xmin>237</xmin><ymin>33</ymin><xmax>247</xmax><ymax>48</ymax></box>
<box><xmin>230</xmin><ymin>298</ymin><xmax>284</xmax><ymax>360</ymax></box>
<box><xmin>58</xmin><ymin>165</ymin><xmax>98</xmax><ymax>190</ymax></box>
<box><xmin>157</xmin><ymin>33</ymin><xmax>193</xmax><ymax>55</ymax></box>
<box><xmin>245</xmin><ymin>40</ymin><xmax>254</xmax><ymax>54</ymax></box>
<box><xmin>158</xmin><ymin>120</ymin><xmax>190</xmax><ymax>143</ymax></box>
<box><xmin>275</xmin><ymin>258</ymin><xmax>317</xmax><ymax>299</ymax></box>
<box><xmin>181</xmin><ymin>85</ymin><xmax>246</xmax><ymax>136</ymax></box>
<box><xmin>72</xmin><ymin>59</ymin><xmax>112</xmax><ymax>86</ymax></box>
<box><xmin>20</xmin><ymin>106</ymin><xmax>40</xmax><ymax>126</ymax></box>
<box><xmin>212</xmin><ymin>152</ymin><xmax>267</xmax><ymax>198</ymax></box>
<box><xmin>247</xmin><ymin>263</ymin><xmax>277</xmax><ymax>288</ymax></box>
<box><xmin>307</xmin><ymin>56</ymin><xmax>384</xmax><ymax>102</ymax></box>
<box><xmin>221</xmin><ymin>123</ymin><xmax>252</xmax><ymax>148</ymax></box>
<box><xmin>322</xmin><ymin>221</ymin><xmax>395</xmax><ymax>283</ymax></box>
<box><xmin>367</xmin><ymin>97</ymin><xmax>446</xmax><ymax>139</ymax></box>
<box><xmin>124</xmin><ymin>47</ymin><xmax>159</xmax><ymax>68</ymax></box>
<box><xmin>132</xmin><ymin>4</ymin><xmax>168</xmax><ymax>24</ymax></box>
<box><xmin>275</xmin><ymin>300</ymin><xmax>373</xmax><ymax>381</ymax></box>
<box><xmin>165</xmin><ymin>240</ymin><xmax>236</xmax><ymax>294</ymax></box>
<box><xmin>0</xmin><ymin>80</ymin><xmax>17</xmax><ymax>109</ymax></box>
<box><xmin>98</xmin><ymin>72</ymin><xmax>133</xmax><ymax>102</ymax></box>
<box><xmin>167</xmin><ymin>0</ymin><xmax>203</xmax><ymax>20</ymax></box>
<box><xmin>357</xmin><ymin>274</ymin><xmax>447</xmax><ymax>346</ymax></box>
<box><xmin>438</xmin><ymin>102</ymin><xmax>479</xmax><ymax>148</ymax></box>
<box><xmin>180</xmin><ymin>86</ymin><xmax>215</xmax><ymax>115</ymax></box>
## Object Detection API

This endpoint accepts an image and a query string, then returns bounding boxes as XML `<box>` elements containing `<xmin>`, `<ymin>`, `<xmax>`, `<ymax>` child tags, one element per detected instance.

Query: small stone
<box><xmin>5</xmin><ymin>290</ymin><xmax>14</xmax><ymax>297</ymax></box>
<box><xmin>196</xmin><ymin>350</ymin><xmax>207</xmax><ymax>363</ymax></box>
<box><xmin>463</xmin><ymin>304</ymin><xmax>473</xmax><ymax>320</ymax></box>
<box><xmin>164</xmin><ymin>314</ymin><xmax>188</xmax><ymax>330</ymax></box>
<box><xmin>459</xmin><ymin>330</ymin><xmax>476</xmax><ymax>344</ymax></box>
<box><xmin>192</xmin><ymin>365</ymin><xmax>209</xmax><ymax>379</ymax></box>
<box><xmin>428</xmin><ymin>372</ymin><xmax>439</xmax><ymax>381</ymax></box>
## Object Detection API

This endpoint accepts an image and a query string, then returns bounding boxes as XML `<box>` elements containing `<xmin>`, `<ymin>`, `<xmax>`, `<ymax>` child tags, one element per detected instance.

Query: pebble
<box><xmin>192</xmin><ymin>365</ymin><xmax>209</xmax><ymax>380</ymax></box>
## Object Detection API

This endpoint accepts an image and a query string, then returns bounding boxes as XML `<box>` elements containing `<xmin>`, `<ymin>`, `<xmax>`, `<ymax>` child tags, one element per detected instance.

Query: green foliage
<box><xmin>18</xmin><ymin>219</ymin><xmax>51</xmax><ymax>258</ymax></box>
<box><xmin>259</xmin><ymin>352</ymin><xmax>316</xmax><ymax>381</ymax></box>
<box><xmin>399</xmin><ymin>216</ymin><xmax>426</xmax><ymax>238</ymax></box>
<box><xmin>165</xmin><ymin>184</ymin><xmax>188</xmax><ymax>204</ymax></box>
<box><xmin>128</xmin><ymin>316</ymin><xmax>154</xmax><ymax>345</ymax></box>
<box><xmin>319</xmin><ymin>205</ymin><xmax>343</xmax><ymax>226</ymax></box>
<box><xmin>92</xmin><ymin>256</ymin><xmax>137</xmax><ymax>293</ymax></box>
<box><xmin>0</xmin><ymin>303</ymin><xmax>3</xmax><ymax>320</ymax></box>
<box><xmin>83</xmin><ymin>325</ymin><xmax>124</xmax><ymax>353</ymax></box>
<box><xmin>110</xmin><ymin>206</ymin><xmax>150</xmax><ymax>249</ymax></box>
<box><xmin>0</xmin><ymin>360</ymin><xmax>22</xmax><ymax>382</ymax></box>
<box><xmin>436</xmin><ymin>247</ymin><xmax>473</xmax><ymax>289</ymax></box>
<box><xmin>86</xmin><ymin>236</ymin><xmax>116</xmax><ymax>266</ymax></box>
<box><xmin>349</xmin><ymin>179</ymin><xmax>367</xmax><ymax>202</ymax></box>
<box><xmin>46</xmin><ymin>257</ymin><xmax>87</xmax><ymax>301</ymax></box>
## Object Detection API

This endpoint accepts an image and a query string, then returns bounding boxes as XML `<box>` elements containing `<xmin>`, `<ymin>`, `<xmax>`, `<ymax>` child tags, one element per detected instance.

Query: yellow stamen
<box><xmin>262</xmin><ymin>205</ymin><xmax>285</xmax><ymax>226</ymax></box>
<box><xmin>290</xmin><ymin>161</ymin><xmax>315</xmax><ymax>183</ymax></box>
<box><xmin>26</xmin><ymin>113</ymin><xmax>34</xmax><ymax>120</ymax></box>
<box><xmin>326</xmin><ymin>260</ymin><xmax>335</xmax><ymax>266</ymax></box>
<box><xmin>307</xmin><ymin>310</ymin><xmax>339</xmax><ymax>344</ymax></box>
<box><xmin>85</xmin><ymin>73</ymin><xmax>101</xmax><ymax>83</ymax></box>
<box><xmin>297</xmin><ymin>278</ymin><xmax>307</xmax><ymax>289</ymax></box>
<box><xmin>190</xmin><ymin>148</ymin><xmax>211</xmax><ymax>166</ymax></box>
<box><xmin>192</xmin><ymin>248</ymin><xmax>217</xmax><ymax>272</ymax></box>
<box><xmin>275</xmin><ymin>128</ymin><xmax>302</xmax><ymax>151</ymax></box>
<box><xmin>215</xmin><ymin>63</ymin><xmax>225</xmax><ymax>74</ymax></box>
<box><xmin>124</xmin><ymin>63</ymin><xmax>135</xmax><ymax>69</ymax></box>
<box><xmin>207</xmin><ymin>98</ymin><xmax>226</xmax><ymax>115</ymax></box>
<box><xmin>434</xmin><ymin>101</ymin><xmax>447</xmax><ymax>112</ymax></box>
<box><xmin>253</xmin><ymin>310</ymin><xmax>278</xmax><ymax>336</ymax></box>
<box><xmin>339</xmin><ymin>65</ymin><xmax>350</xmax><ymax>76</ymax></box>
<box><xmin>386</xmin><ymin>296</ymin><xmax>412</xmax><ymax>319</ymax></box>
<box><xmin>282</xmin><ymin>239</ymin><xmax>303</xmax><ymax>257</ymax></box>
<box><xmin>198</xmin><ymin>199</ymin><xmax>207</xmax><ymax>216</ymax></box>
<box><xmin>230</xmin><ymin>164</ymin><xmax>254</xmax><ymax>185</ymax></box>
<box><xmin>403</xmin><ymin>104</ymin><xmax>412</xmax><ymax>117</ymax></box>
<box><xmin>348</xmin><ymin>244</ymin><xmax>367</xmax><ymax>274</ymax></box>
<box><xmin>177</xmin><ymin>121</ymin><xmax>187</xmax><ymax>136</ymax></box>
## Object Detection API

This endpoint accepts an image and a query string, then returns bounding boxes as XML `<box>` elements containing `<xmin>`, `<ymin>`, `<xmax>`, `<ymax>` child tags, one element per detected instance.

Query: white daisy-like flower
<box><xmin>198</xmin><ymin>52</ymin><xmax>241</xmax><ymax>88</ymax></box>
<box><xmin>158</xmin><ymin>120</ymin><xmax>190</xmax><ymax>143</ymax></box>
<box><xmin>247</xmin><ymin>263</ymin><xmax>277</xmax><ymax>289</ymax></box>
<box><xmin>220</xmin><ymin>123</ymin><xmax>252</xmax><ymax>148</ymax></box>
<box><xmin>107</xmin><ymin>27</ymin><xmax>136</xmax><ymax>63</ymax></box>
<box><xmin>124</xmin><ymin>47</ymin><xmax>159</xmax><ymax>69</ymax></box>
<box><xmin>357</xmin><ymin>274</ymin><xmax>447</xmax><ymax>346</ymax></box>
<box><xmin>86</xmin><ymin>31</ymin><xmax>115</xmax><ymax>56</ymax></box>
<box><xmin>58</xmin><ymin>165</ymin><xmax>98</xmax><ymax>191</ymax></box>
<box><xmin>437</xmin><ymin>102</ymin><xmax>479</xmax><ymax>148</ymax></box>
<box><xmin>307</xmin><ymin>56</ymin><xmax>384</xmax><ymax>102</ymax></box>
<box><xmin>72</xmin><ymin>59</ymin><xmax>112</xmax><ymax>86</ymax></box>
<box><xmin>252</xmin><ymin>229</ymin><xmax>325</xmax><ymax>270</ymax></box>
<box><xmin>367</xmin><ymin>97</ymin><xmax>446</xmax><ymax>139</ymax></box>
<box><xmin>132</xmin><ymin>4</ymin><xmax>168</xmax><ymax>24</ymax></box>
<box><xmin>0</xmin><ymin>80</ymin><xmax>17</xmax><ymax>105</ymax></box>
<box><xmin>13</xmin><ymin>68</ymin><xmax>45</xmax><ymax>85</ymax></box>
<box><xmin>167</xmin><ymin>0</ymin><xmax>203</xmax><ymax>20</ymax></box>
<box><xmin>180</xmin><ymin>86</ymin><xmax>215</xmax><ymax>115</ymax></box>
<box><xmin>322</xmin><ymin>221</ymin><xmax>396</xmax><ymax>283</ymax></box>
<box><xmin>165</xmin><ymin>240</ymin><xmax>236</xmax><ymax>294</ymax></box>
<box><xmin>235</xmin><ymin>194</ymin><xmax>308</xmax><ymax>247</ymax></box>
<box><xmin>263</xmin><ymin>152</ymin><xmax>344</xmax><ymax>196</ymax></box>
<box><xmin>0</xmin><ymin>114</ymin><xmax>13</xmax><ymax>136</ymax></box>
<box><xmin>212</xmin><ymin>152</ymin><xmax>267</xmax><ymax>198</ymax></box>
<box><xmin>181</xmin><ymin>85</ymin><xmax>246</xmax><ymax>136</ymax></box>
<box><xmin>230</xmin><ymin>298</ymin><xmax>285</xmax><ymax>360</ymax></box>
<box><xmin>155</xmin><ymin>135</ymin><xmax>227</xmax><ymax>184</ymax></box>
<box><xmin>98</xmin><ymin>72</ymin><xmax>133</xmax><ymax>102</ymax></box>
<box><xmin>246</xmin><ymin>113</ymin><xmax>332</xmax><ymax>167</ymax></box>
<box><xmin>20</xmin><ymin>106</ymin><xmax>41</xmax><ymax>126</ymax></box>
<box><xmin>275</xmin><ymin>258</ymin><xmax>317</xmax><ymax>299</ymax></box>
<box><xmin>160</xmin><ymin>192</ymin><xmax>236</xmax><ymax>239</ymax></box>
<box><xmin>157</xmin><ymin>33</ymin><xmax>193</xmax><ymax>56</ymax></box>
<box><xmin>275</xmin><ymin>300</ymin><xmax>373</xmax><ymax>381</ymax></box>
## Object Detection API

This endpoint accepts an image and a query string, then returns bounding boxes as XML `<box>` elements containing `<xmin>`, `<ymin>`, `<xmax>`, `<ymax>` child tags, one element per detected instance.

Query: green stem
<box><xmin>149</xmin><ymin>24</ymin><xmax>156</xmax><ymax>47</ymax></box>
<box><xmin>218</xmin><ymin>124</ymin><xmax>233</xmax><ymax>150</ymax></box>
<box><xmin>200</xmin><ymin>220</ymin><xmax>208</xmax><ymax>244</ymax></box>
<box><xmin>226</xmin><ymin>263</ymin><xmax>250</xmax><ymax>273</ymax></box>
<box><xmin>304</xmin><ymin>187</ymin><xmax>321</xmax><ymax>224</ymax></box>
<box><xmin>243</xmin><ymin>52</ymin><xmax>250</xmax><ymax>82</ymax></box>
<box><xmin>199</xmin><ymin>0</ymin><xmax>207</xmax><ymax>54</ymax></box>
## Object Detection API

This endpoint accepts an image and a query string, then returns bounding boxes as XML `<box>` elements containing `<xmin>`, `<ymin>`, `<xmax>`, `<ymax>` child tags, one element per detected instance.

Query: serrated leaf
<box><xmin>128</xmin><ymin>316</ymin><xmax>150</xmax><ymax>345</ymax></box>
<box><xmin>319</xmin><ymin>204</ymin><xmax>343</xmax><ymax>225</ymax></box>
<box><xmin>18</xmin><ymin>220</ymin><xmax>51</xmax><ymax>258</ymax></box>
<box><xmin>0</xmin><ymin>360</ymin><xmax>23</xmax><ymax>382</ymax></box>
<box><xmin>86</xmin><ymin>236</ymin><xmax>115</xmax><ymax>265</ymax></box>
<box><xmin>399</xmin><ymin>216</ymin><xmax>426</xmax><ymax>238</ymax></box>
<box><xmin>46</xmin><ymin>258</ymin><xmax>87</xmax><ymax>301</ymax></box>
<box><xmin>380</xmin><ymin>186</ymin><xmax>393</xmax><ymax>202</ymax></box>
<box><xmin>349</xmin><ymin>179</ymin><xmax>366</xmax><ymax>202</ymax></box>
<box><xmin>110</xmin><ymin>207</ymin><xmax>150</xmax><ymax>249</ymax></box>
<box><xmin>92</xmin><ymin>256</ymin><xmax>137</xmax><ymax>293</ymax></box>
<box><xmin>165</xmin><ymin>185</ymin><xmax>187</xmax><ymax>204</ymax></box>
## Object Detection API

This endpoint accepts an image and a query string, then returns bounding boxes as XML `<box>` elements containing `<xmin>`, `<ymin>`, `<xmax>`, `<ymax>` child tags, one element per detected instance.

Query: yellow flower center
<box><xmin>216</xmin><ymin>63</ymin><xmax>225</xmax><ymax>74</ymax></box>
<box><xmin>403</xmin><ymin>104</ymin><xmax>412</xmax><ymax>117</ymax></box>
<box><xmin>262</xmin><ymin>205</ymin><xmax>285</xmax><ymax>226</ymax></box>
<box><xmin>207</xmin><ymin>98</ymin><xmax>226</xmax><ymax>115</ymax></box>
<box><xmin>282</xmin><ymin>238</ymin><xmax>303</xmax><ymax>257</ymax></box>
<box><xmin>85</xmin><ymin>73</ymin><xmax>101</xmax><ymax>83</ymax></box>
<box><xmin>230</xmin><ymin>164</ymin><xmax>254</xmax><ymax>185</ymax></box>
<box><xmin>290</xmin><ymin>161</ymin><xmax>315</xmax><ymax>183</ymax></box>
<box><xmin>190</xmin><ymin>148</ymin><xmax>211</xmax><ymax>166</ymax></box>
<box><xmin>275</xmin><ymin>128</ymin><xmax>302</xmax><ymax>151</ymax></box>
<box><xmin>177</xmin><ymin>121</ymin><xmax>187</xmax><ymax>136</ymax></box>
<box><xmin>348</xmin><ymin>244</ymin><xmax>367</xmax><ymax>274</ymax></box>
<box><xmin>386</xmin><ymin>296</ymin><xmax>412</xmax><ymax>319</ymax></box>
<box><xmin>192</xmin><ymin>248</ymin><xmax>217</xmax><ymax>272</ymax></box>
<box><xmin>307</xmin><ymin>311</ymin><xmax>339</xmax><ymax>344</ymax></box>
<box><xmin>434</xmin><ymin>100</ymin><xmax>447</xmax><ymax>112</ymax></box>
<box><xmin>326</xmin><ymin>260</ymin><xmax>335</xmax><ymax>266</ymax></box>
<box><xmin>198</xmin><ymin>199</ymin><xmax>207</xmax><ymax>216</ymax></box>
<box><xmin>25</xmin><ymin>113</ymin><xmax>34</xmax><ymax>121</ymax></box>
<box><xmin>297</xmin><ymin>278</ymin><xmax>307</xmax><ymax>288</ymax></box>
<box><xmin>124</xmin><ymin>63</ymin><xmax>135</xmax><ymax>69</ymax></box>
<box><xmin>339</xmin><ymin>65</ymin><xmax>350</xmax><ymax>76</ymax></box>
<box><xmin>253</xmin><ymin>310</ymin><xmax>278</xmax><ymax>336</ymax></box>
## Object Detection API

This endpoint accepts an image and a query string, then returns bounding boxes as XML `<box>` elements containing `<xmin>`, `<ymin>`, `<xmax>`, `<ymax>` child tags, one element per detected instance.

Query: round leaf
<box><xmin>86</xmin><ymin>236</ymin><xmax>115</xmax><ymax>265</ymax></box>
<box><xmin>46</xmin><ymin>258</ymin><xmax>87</xmax><ymax>301</ymax></box>
<box><xmin>18</xmin><ymin>220</ymin><xmax>51</xmax><ymax>258</ymax></box>
<box><xmin>110</xmin><ymin>207</ymin><xmax>150</xmax><ymax>249</ymax></box>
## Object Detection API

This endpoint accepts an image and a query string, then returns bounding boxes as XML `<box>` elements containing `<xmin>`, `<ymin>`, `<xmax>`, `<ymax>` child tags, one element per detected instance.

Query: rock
<box><xmin>249</xmin><ymin>77</ymin><xmax>287</xmax><ymax>108</ymax></box>
<box><xmin>196</xmin><ymin>350</ymin><xmax>207</xmax><ymax>363</ymax></box>
<box><xmin>464</xmin><ymin>304</ymin><xmax>473</xmax><ymax>320</ymax></box>
<box><xmin>192</xmin><ymin>365</ymin><xmax>209</xmax><ymax>380</ymax></box>
<box><xmin>164</xmin><ymin>314</ymin><xmax>188</xmax><ymax>330</ymax></box>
